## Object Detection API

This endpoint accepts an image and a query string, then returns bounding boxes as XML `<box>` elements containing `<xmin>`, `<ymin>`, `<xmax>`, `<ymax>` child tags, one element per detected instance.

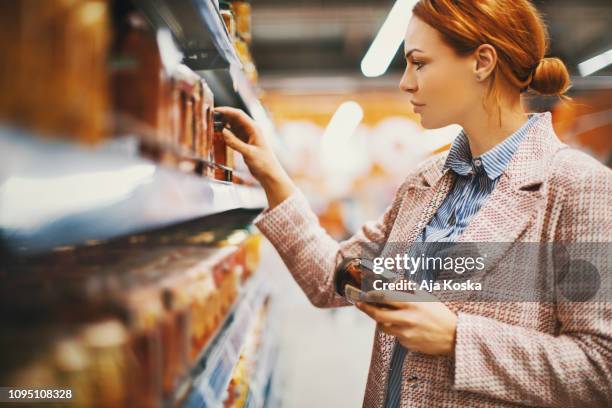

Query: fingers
<box><xmin>406</xmin><ymin>288</ymin><xmax>440</xmax><ymax>302</ymax></box>
<box><xmin>374</xmin><ymin>295</ymin><xmax>435</xmax><ymax>310</ymax></box>
<box><xmin>363</xmin><ymin>290</ymin><xmax>412</xmax><ymax>309</ymax></box>
<box><xmin>222</xmin><ymin>128</ymin><xmax>252</xmax><ymax>157</ymax></box>
<box><xmin>363</xmin><ymin>289</ymin><xmax>439</xmax><ymax>308</ymax></box>
<box><xmin>214</xmin><ymin>106</ymin><xmax>259</xmax><ymax>141</ymax></box>
<box><xmin>214</xmin><ymin>106</ymin><xmax>252</xmax><ymax>126</ymax></box>
<box><xmin>355</xmin><ymin>302</ymin><xmax>412</xmax><ymax>326</ymax></box>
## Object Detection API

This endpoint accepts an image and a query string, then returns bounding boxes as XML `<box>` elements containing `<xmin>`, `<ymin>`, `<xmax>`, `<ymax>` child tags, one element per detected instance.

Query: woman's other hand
<box><xmin>355</xmin><ymin>290</ymin><xmax>457</xmax><ymax>356</ymax></box>
<box><xmin>214</xmin><ymin>106</ymin><xmax>296</xmax><ymax>209</ymax></box>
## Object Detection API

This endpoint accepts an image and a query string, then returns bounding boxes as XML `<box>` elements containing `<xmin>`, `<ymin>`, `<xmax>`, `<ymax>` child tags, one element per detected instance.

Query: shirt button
<box><xmin>473</xmin><ymin>158</ymin><xmax>482</xmax><ymax>166</ymax></box>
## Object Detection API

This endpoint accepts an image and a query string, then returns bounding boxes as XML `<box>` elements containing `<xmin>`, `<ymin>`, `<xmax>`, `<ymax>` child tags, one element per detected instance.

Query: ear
<box><xmin>472</xmin><ymin>44</ymin><xmax>497</xmax><ymax>81</ymax></box>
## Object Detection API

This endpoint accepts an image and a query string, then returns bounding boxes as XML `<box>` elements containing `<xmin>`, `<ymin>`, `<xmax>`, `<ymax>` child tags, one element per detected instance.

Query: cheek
<box><xmin>423</xmin><ymin>65</ymin><xmax>470</xmax><ymax>103</ymax></box>
<box><xmin>419</xmin><ymin>65</ymin><xmax>474</xmax><ymax>126</ymax></box>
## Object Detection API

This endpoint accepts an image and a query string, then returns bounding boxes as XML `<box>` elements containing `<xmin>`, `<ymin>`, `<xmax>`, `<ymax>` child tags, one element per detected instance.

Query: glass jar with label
<box><xmin>219</xmin><ymin>1</ymin><xmax>236</xmax><ymax>40</ymax></box>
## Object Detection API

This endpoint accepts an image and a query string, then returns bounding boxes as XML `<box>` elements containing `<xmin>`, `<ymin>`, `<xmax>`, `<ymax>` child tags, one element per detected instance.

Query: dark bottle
<box><xmin>334</xmin><ymin>257</ymin><xmax>401</xmax><ymax>305</ymax></box>
<box><xmin>333</xmin><ymin>258</ymin><xmax>365</xmax><ymax>304</ymax></box>
<box><xmin>212</xmin><ymin>111</ymin><xmax>233</xmax><ymax>181</ymax></box>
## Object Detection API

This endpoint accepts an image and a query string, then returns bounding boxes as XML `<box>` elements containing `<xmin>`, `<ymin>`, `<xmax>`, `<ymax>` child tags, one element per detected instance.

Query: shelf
<box><xmin>135</xmin><ymin>0</ymin><xmax>240</xmax><ymax>71</ymax></box>
<box><xmin>0</xmin><ymin>127</ymin><xmax>267</xmax><ymax>255</ymax></box>
<box><xmin>167</xmin><ymin>262</ymin><xmax>258</xmax><ymax>407</ymax></box>
<box><xmin>244</xmin><ymin>307</ymin><xmax>279</xmax><ymax>408</ymax></box>
<box><xmin>184</xmin><ymin>277</ymin><xmax>270</xmax><ymax>408</ymax></box>
<box><xmin>0</xmin><ymin>1</ymin><xmax>276</xmax><ymax>256</ymax></box>
<box><xmin>133</xmin><ymin>0</ymin><xmax>276</xmax><ymax>138</ymax></box>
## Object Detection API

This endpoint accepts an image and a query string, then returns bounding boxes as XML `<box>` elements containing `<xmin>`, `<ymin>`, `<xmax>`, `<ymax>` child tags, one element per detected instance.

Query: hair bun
<box><xmin>529</xmin><ymin>57</ymin><xmax>571</xmax><ymax>96</ymax></box>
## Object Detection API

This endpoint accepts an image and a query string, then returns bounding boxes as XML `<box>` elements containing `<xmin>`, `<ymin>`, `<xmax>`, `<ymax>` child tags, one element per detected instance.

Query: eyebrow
<box><xmin>404</xmin><ymin>48</ymin><xmax>424</xmax><ymax>58</ymax></box>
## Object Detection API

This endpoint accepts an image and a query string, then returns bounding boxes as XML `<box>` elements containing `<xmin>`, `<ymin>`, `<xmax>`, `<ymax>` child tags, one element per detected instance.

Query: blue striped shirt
<box><xmin>383</xmin><ymin>113</ymin><xmax>539</xmax><ymax>407</ymax></box>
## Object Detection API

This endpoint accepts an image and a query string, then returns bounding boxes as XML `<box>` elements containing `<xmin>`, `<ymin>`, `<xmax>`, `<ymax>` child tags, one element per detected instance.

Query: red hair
<box><xmin>412</xmin><ymin>0</ymin><xmax>571</xmax><ymax>102</ymax></box>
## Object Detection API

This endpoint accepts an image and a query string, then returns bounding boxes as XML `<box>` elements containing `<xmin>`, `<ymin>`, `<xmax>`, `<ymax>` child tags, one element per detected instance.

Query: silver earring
<box><xmin>476</xmin><ymin>75</ymin><xmax>481</xmax><ymax>81</ymax></box>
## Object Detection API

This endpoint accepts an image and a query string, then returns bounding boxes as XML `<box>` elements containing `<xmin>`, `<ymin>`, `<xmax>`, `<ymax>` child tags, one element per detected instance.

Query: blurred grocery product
<box><xmin>0</xmin><ymin>0</ymin><xmax>110</xmax><ymax>143</ymax></box>
<box><xmin>0</xmin><ymin>231</ymin><xmax>265</xmax><ymax>407</ymax></box>
<box><xmin>230</xmin><ymin>1</ymin><xmax>252</xmax><ymax>44</ymax></box>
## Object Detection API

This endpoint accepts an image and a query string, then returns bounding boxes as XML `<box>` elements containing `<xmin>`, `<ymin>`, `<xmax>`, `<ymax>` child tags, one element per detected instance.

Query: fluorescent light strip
<box><xmin>578</xmin><ymin>49</ymin><xmax>612</xmax><ymax>77</ymax></box>
<box><xmin>361</xmin><ymin>0</ymin><xmax>418</xmax><ymax>78</ymax></box>
<box><xmin>322</xmin><ymin>101</ymin><xmax>364</xmax><ymax>144</ymax></box>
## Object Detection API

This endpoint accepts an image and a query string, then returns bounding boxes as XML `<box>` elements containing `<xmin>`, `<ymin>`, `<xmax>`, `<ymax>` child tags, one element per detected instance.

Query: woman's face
<box><xmin>400</xmin><ymin>17</ymin><xmax>479</xmax><ymax>129</ymax></box>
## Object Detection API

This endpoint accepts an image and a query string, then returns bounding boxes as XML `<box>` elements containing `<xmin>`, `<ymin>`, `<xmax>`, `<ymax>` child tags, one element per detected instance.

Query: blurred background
<box><xmin>0</xmin><ymin>1</ymin><xmax>610</xmax><ymax>407</ymax></box>
<box><xmin>253</xmin><ymin>2</ymin><xmax>611</xmax><ymax>406</ymax></box>
<box><xmin>255</xmin><ymin>0</ymin><xmax>611</xmax><ymax>239</ymax></box>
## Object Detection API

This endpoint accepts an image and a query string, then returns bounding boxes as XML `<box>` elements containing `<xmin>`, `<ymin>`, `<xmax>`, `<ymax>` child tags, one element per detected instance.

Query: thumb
<box><xmin>222</xmin><ymin>128</ymin><xmax>253</xmax><ymax>157</ymax></box>
<box><xmin>410</xmin><ymin>287</ymin><xmax>440</xmax><ymax>302</ymax></box>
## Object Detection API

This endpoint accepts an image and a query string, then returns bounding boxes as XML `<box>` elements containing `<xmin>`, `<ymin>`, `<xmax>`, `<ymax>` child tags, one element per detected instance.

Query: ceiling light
<box><xmin>361</xmin><ymin>0</ymin><xmax>417</xmax><ymax>77</ymax></box>
<box><xmin>578</xmin><ymin>49</ymin><xmax>612</xmax><ymax>77</ymax></box>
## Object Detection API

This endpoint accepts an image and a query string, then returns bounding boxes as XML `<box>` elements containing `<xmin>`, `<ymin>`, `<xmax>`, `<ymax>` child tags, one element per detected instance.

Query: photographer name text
<box><xmin>373</xmin><ymin>278</ymin><xmax>482</xmax><ymax>292</ymax></box>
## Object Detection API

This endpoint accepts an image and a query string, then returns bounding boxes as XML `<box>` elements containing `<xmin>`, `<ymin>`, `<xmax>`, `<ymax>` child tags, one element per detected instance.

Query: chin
<box><xmin>418</xmin><ymin>115</ymin><xmax>435</xmax><ymax>129</ymax></box>
<box><xmin>419</xmin><ymin>115</ymin><xmax>450</xmax><ymax>130</ymax></box>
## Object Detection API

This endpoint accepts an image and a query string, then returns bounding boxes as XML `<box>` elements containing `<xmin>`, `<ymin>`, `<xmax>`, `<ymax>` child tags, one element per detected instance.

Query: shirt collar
<box><xmin>443</xmin><ymin>113</ymin><xmax>540</xmax><ymax>180</ymax></box>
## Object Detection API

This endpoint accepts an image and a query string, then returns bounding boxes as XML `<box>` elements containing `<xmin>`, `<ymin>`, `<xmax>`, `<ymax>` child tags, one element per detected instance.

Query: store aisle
<box><xmin>261</xmin><ymin>240</ymin><xmax>376</xmax><ymax>408</ymax></box>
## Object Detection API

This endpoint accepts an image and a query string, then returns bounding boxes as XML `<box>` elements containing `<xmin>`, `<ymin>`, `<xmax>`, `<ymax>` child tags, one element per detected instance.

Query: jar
<box><xmin>233</xmin><ymin>38</ymin><xmax>258</xmax><ymax>85</ymax></box>
<box><xmin>53</xmin><ymin>337</ymin><xmax>93</xmax><ymax>406</ymax></box>
<box><xmin>334</xmin><ymin>258</ymin><xmax>365</xmax><ymax>304</ymax></box>
<box><xmin>201</xmin><ymin>80</ymin><xmax>215</xmax><ymax>161</ymax></box>
<box><xmin>0</xmin><ymin>1</ymin><xmax>110</xmax><ymax>144</ymax></box>
<box><xmin>230</xmin><ymin>1</ymin><xmax>252</xmax><ymax>44</ymax></box>
<box><xmin>219</xmin><ymin>1</ymin><xmax>236</xmax><ymax>40</ymax></box>
<box><xmin>212</xmin><ymin>111</ymin><xmax>235</xmax><ymax>181</ymax></box>
<box><xmin>81</xmin><ymin>320</ymin><xmax>129</xmax><ymax>407</ymax></box>
<box><xmin>192</xmin><ymin>81</ymin><xmax>204</xmax><ymax>156</ymax></box>
<box><xmin>334</xmin><ymin>258</ymin><xmax>406</xmax><ymax>306</ymax></box>
<box><xmin>112</xmin><ymin>12</ymin><xmax>167</xmax><ymax>143</ymax></box>
<box><xmin>172</xmin><ymin>65</ymin><xmax>200</xmax><ymax>152</ymax></box>
<box><xmin>124</xmin><ymin>288</ymin><xmax>164</xmax><ymax>406</ymax></box>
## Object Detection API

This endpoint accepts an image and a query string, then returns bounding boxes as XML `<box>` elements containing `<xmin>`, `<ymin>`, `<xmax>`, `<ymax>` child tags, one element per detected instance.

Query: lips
<box><xmin>411</xmin><ymin>101</ymin><xmax>425</xmax><ymax>113</ymax></box>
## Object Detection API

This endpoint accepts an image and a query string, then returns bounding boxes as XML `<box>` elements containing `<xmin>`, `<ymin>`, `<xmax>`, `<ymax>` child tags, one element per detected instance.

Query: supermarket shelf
<box><xmin>185</xmin><ymin>278</ymin><xmax>270</xmax><ymax>408</ymax></box>
<box><xmin>133</xmin><ymin>0</ymin><xmax>274</xmax><ymax>136</ymax></box>
<box><xmin>244</xmin><ymin>307</ymin><xmax>279</xmax><ymax>408</ymax></box>
<box><xmin>135</xmin><ymin>0</ymin><xmax>240</xmax><ymax>71</ymax></box>
<box><xmin>168</xmin><ymin>277</ymin><xmax>244</xmax><ymax>407</ymax></box>
<box><xmin>0</xmin><ymin>127</ymin><xmax>267</xmax><ymax>255</ymax></box>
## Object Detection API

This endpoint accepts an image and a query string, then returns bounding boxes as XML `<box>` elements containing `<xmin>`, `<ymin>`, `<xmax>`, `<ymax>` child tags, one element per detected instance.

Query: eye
<box><xmin>412</xmin><ymin>60</ymin><xmax>425</xmax><ymax>71</ymax></box>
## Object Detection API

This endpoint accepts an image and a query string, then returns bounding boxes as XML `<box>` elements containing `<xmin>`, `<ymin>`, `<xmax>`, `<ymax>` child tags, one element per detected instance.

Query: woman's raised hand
<box><xmin>214</xmin><ymin>106</ymin><xmax>296</xmax><ymax>209</ymax></box>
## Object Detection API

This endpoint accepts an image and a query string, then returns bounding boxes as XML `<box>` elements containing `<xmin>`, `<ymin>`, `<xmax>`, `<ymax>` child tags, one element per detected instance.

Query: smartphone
<box><xmin>345</xmin><ymin>285</ymin><xmax>398</xmax><ymax>310</ymax></box>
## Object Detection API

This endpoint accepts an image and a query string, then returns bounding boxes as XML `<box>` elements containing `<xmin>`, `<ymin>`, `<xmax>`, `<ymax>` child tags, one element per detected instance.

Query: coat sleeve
<box><xmin>253</xmin><ymin>182</ymin><xmax>409</xmax><ymax>308</ymax></box>
<box><xmin>452</xmin><ymin>150</ymin><xmax>612</xmax><ymax>407</ymax></box>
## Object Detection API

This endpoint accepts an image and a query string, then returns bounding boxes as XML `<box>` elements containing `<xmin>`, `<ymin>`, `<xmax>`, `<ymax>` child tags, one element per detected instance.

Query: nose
<box><xmin>399</xmin><ymin>66</ymin><xmax>417</xmax><ymax>93</ymax></box>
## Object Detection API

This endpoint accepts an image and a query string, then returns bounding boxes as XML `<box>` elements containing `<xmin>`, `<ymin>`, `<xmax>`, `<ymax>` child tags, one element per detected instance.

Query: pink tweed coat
<box><xmin>254</xmin><ymin>111</ymin><xmax>612</xmax><ymax>407</ymax></box>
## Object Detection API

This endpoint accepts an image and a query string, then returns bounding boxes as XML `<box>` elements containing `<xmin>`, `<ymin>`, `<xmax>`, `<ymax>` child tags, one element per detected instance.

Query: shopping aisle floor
<box><xmin>261</xmin><ymin>240</ymin><xmax>376</xmax><ymax>408</ymax></box>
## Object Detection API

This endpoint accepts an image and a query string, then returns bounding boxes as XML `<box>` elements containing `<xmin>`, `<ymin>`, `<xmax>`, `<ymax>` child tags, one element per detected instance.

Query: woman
<box><xmin>216</xmin><ymin>0</ymin><xmax>612</xmax><ymax>406</ymax></box>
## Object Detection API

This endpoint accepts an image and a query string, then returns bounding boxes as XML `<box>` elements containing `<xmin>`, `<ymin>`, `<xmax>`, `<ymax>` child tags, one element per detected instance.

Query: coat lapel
<box><xmin>371</xmin><ymin>113</ymin><xmax>565</xmax><ymax>390</ymax></box>
<box><xmin>437</xmin><ymin>112</ymin><xmax>566</xmax><ymax>305</ymax></box>
<box><xmin>433</xmin><ymin>173</ymin><xmax>543</xmax><ymax>306</ymax></box>
<box><xmin>457</xmin><ymin>113</ymin><xmax>563</xmax><ymax>244</ymax></box>
<box><xmin>373</xmin><ymin>156</ymin><xmax>455</xmax><ymax>392</ymax></box>
<box><xmin>385</xmin><ymin>113</ymin><xmax>564</xmax><ymax>305</ymax></box>
<box><xmin>381</xmin><ymin>157</ymin><xmax>454</xmax><ymax>259</ymax></box>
